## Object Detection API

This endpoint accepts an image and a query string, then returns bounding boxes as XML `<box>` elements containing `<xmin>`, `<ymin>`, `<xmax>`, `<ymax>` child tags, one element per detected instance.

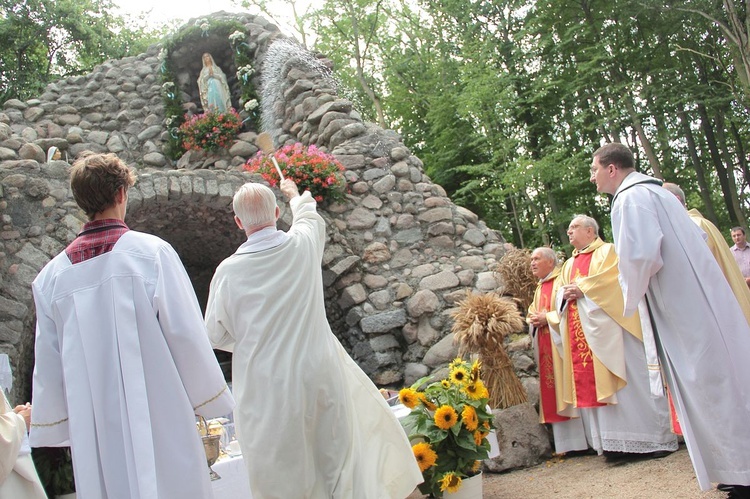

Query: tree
<box><xmin>0</xmin><ymin>0</ymin><xmax>163</xmax><ymax>103</ymax></box>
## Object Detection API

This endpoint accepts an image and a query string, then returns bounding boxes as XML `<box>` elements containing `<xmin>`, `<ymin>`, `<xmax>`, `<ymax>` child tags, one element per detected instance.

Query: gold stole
<box><xmin>560</xmin><ymin>238</ymin><xmax>642</xmax><ymax>405</ymax></box>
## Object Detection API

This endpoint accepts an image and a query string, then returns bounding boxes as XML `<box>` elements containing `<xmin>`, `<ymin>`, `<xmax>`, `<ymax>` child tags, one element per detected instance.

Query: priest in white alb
<box><xmin>591</xmin><ymin>142</ymin><xmax>750</xmax><ymax>494</ymax></box>
<box><xmin>553</xmin><ymin>215</ymin><xmax>676</xmax><ymax>458</ymax></box>
<box><xmin>205</xmin><ymin>179</ymin><xmax>423</xmax><ymax>498</ymax></box>
<box><xmin>30</xmin><ymin>153</ymin><xmax>235</xmax><ymax>499</ymax></box>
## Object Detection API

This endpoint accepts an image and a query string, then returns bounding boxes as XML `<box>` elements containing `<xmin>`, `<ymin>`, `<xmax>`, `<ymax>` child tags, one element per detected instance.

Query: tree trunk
<box><xmin>714</xmin><ymin>111</ymin><xmax>747</xmax><ymax>227</ymax></box>
<box><xmin>623</xmin><ymin>96</ymin><xmax>663</xmax><ymax>178</ymax></box>
<box><xmin>697</xmin><ymin>103</ymin><xmax>740</xmax><ymax>225</ymax></box>
<box><xmin>677</xmin><ymin>109</ymin><xmax>719</xmax><ymax>225</ymax></box>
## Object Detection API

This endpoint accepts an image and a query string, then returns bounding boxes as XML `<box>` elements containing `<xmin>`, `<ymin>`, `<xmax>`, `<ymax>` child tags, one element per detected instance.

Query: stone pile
<box><xmin>0</xmin><ymin>14</ymin><xmax>544</xmax><ymax>465</ymax></box>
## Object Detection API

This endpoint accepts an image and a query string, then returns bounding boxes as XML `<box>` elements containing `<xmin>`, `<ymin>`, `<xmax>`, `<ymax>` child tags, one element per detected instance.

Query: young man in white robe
<box><xmin>591</xmin><ymin>142</ymin><xmax>750</xmax><ymax>496</ymax></box>
<box><xmin>552</xmin><ymin>215</ymin><xmax>676</xmax><ymax>459</ymax></box>
<box><xmin>205</xmin><ymin>179</ymin><xmax>423</xmax><ymax>499</ymax></box>
<box><xmin>30</xmin><ymin>153</ymin><xmax>235</xmax><ymax>499</ymax></box>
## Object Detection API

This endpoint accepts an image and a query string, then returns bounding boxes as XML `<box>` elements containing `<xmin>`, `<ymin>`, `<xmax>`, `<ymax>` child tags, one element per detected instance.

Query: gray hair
<box><xmin>572</xmin><ymin>214</ymin><xmax>599</xmax><ymax>234</ymax></box>
<box><xmin>662</xmin><ymin>182</ymin><xmax>686</xmax><ymax>207</ymax></box>
<box><xmin>532</xmin><ymin>247</ymin><xmax>558</xmax><ymax>266</ymax></box>
<box><xmin>233</xmin><ymin>182</ymin><xmax>277</xmax><ymax>230</ymax></box>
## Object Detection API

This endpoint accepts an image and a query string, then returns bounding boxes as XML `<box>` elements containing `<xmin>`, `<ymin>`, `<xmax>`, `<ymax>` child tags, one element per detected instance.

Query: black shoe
<box><xmin>604</xmin><ymin>450</ymin><xmax>672</xmax><ymax>463</ymax></box>
<box><xmin>727</xmin><ymin>485</ymin><xmax>750</xmax><ymax>498</ymax></box>
<box><xmin>718</xmin><ymin>484</ymin><xmax>734</xmax><ymax>492</ymax></box>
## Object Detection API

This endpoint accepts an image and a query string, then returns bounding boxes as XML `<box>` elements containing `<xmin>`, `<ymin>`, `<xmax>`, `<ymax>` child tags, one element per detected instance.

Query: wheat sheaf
<box><xmin>451</xmin><ymin>291</ymin><xmax>528</xmax><ymax>409</ymax></box>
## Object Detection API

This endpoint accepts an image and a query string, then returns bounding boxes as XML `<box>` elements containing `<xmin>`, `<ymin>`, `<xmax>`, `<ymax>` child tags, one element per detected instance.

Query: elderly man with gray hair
<box><xmin>527</xmin><ymin>246</ymin><xmax>590</xmax><ymax>455</ymax></box>
<box><xmin>204</xmin><ymin>179</ymin><xmax>422</xmax><ymax>499</ymax></box>
<box><xmin>552</xmin><ymin>214</ymin><xmax>677</xmax><ymax>460</ymax></box>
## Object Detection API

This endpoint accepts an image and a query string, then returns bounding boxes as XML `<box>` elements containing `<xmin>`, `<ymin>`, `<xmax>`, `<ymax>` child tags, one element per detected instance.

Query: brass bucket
<box><xmin>199</xmin><ymin>416</ymin><xmax>222</xmax><ymax>480</ymax></box>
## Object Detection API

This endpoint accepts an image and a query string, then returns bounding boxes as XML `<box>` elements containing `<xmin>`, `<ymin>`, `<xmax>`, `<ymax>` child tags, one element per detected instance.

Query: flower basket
<box><xmin>399</xmin><ymin>358</ymin><xmax>494</xmax><ymax>498</ymax></box>
<box><xmin>243</xmin><ymin>143</ymin><xmax>347</xmax><ymax>203</ymax></box>
<box><xmin>179</xmin><ymin>108</ymin><xmax>242</xmax><ymax>153</ymax></box>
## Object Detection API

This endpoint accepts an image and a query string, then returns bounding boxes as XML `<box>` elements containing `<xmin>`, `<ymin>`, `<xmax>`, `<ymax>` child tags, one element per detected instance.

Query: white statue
<box><xmin>197</xmin><ymin>53</ymin><xmax>232</xmax><ymax>113</ymax></box>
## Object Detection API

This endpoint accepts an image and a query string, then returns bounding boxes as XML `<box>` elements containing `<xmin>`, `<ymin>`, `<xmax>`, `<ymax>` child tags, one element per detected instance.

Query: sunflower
<box><xmin>470</xmin><ymin>359</ymin><xmax>482</xmax><ymax>382</ymax></box>
<box><xmin>448</xmin><ymin>357</ymin><xmax>464</xmax><ymax>370</ymax></box>
<box><xmin>412</xmin><ymin>442</ymin><xmax>438</xmax><ymax>472</ymax></box>
<box><xmin>418</xmin><ymin>392</ymin><xmax>437</xmax><ymax>411</ymax></box>
<box><xmin>461</xmin><ymin>405</ymin><xmax>479</xmax><ymax>431</ymax></box>
<box><xmin>473</xmin><ymin>429</ymin><xmax>485</xmax><ymax>446</ymax></box>
<box><xmin>441</xmin><ymin>379</ymin><xmax>451</xmax><ymax>389</ymax></box>
<box><xmin>440</xmin><ymin>472</ymin><xmax>462</xmax><ymax>493</ymax></box>
<box><xmin>449</xmin><ymin>366</ymin><xmax>470</xmax><ymax>386</ymax></box>
<box><xmin>464</xmin><ymin>379</ymin><xmax>489</xmax><ymax>400</ymax></box>
<box><xmin>471</xmin><ymin>459</ymin><xmax>481</xmax><ymax>473</ymax></box>
<box><xmin>398</xmin><ymin>388</ymin><xmax>419</xmax><ymax>409</ymax></box>
<box><xmin>434</xmin><ymin>405</ymin><xmax>458</xmax><ymax>430</ymax></box>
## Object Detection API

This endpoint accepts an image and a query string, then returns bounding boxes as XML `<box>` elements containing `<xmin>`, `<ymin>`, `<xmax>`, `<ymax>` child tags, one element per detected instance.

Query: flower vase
<box><xmin>445</xmin><ymin>472</ymin><xmax>482</xmax><ymax>499</ymax></box>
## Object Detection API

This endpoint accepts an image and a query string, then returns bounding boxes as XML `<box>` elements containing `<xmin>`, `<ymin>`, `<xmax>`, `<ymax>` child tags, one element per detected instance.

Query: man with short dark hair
<box><xmin>30</xmin><ymin>152</ymin><xmax>235</xmax><ymax>499</ymax></box>
<box><xmin>730</xmin><ymin>226</ymin><xmax>750</xmax><ymax>286</ymax></box>
<box><xmin>591</xmin><ymin>142</ymin><xmax>750</xmax><ymax>495</ymax></box>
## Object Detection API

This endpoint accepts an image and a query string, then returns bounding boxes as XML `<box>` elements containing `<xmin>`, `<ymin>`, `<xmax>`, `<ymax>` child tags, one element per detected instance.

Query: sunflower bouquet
<box><xmin>399</xmin><ymin>358</ymin><xmax>494</xmax><ymax>497</ymax></box>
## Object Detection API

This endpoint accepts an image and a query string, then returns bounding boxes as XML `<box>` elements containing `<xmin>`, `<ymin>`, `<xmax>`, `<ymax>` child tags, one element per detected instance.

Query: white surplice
<box><xmin>206</xmin><ymin>191</ymin><xmax>423</xmax><ymax>499</ymax></box>
<box><xmin>0</xmin><ymin>391</ymin><xmax>46</xmax><ymax>499</ymax></box>
<box><xmin>612</xmin><ymin>171</ymin><xmax>750</xmax><ymax>489</ymax></box>
<box><xmin>30</xmin><ymin>231</ymin><xmax>235</xmax><ymax>499</ymax></box>
<box><xmin>554</xmin><ymin>251</ymin><xmax>677</xmax><ymax>455</ymax></box>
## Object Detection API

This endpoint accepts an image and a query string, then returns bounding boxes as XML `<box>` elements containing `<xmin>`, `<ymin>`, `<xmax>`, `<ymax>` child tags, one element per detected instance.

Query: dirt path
<box><xmin>409</xmin><ymin>445</ymin><xmax>728</xmax><ymax>498</ymax></box>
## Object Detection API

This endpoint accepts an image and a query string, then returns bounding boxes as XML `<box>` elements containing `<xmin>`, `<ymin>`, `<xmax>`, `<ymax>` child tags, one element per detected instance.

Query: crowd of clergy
<box><xmin>529</xmin><ymin>143</ymin><xmax>750</xmax><ymax>498</ymax></box>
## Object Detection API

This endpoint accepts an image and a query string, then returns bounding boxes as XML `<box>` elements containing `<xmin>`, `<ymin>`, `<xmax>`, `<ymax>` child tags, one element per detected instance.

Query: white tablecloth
<box><xmin>211</xmin><ymin>453</ymin><xmax>253</xmax><ymax>498</ymax></box>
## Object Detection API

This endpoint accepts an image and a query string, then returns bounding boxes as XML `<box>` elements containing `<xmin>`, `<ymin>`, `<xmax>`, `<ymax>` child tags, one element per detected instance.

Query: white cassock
<box><xmin>611</xmin><ymin>171</ymin><xmax>750</xmax><ymax>489</ymax></box>
<box><xmin>206</xmin><ymin>191</ymin><xmax>423</xmax><ymax>499</ymax></box>
<box><xmin>0</xmin><ymin>391</ymin><xmax>46</xmax><ymax>499</ymax></box>
<box><xmin>30</xmin><ymin>231</ymin><xmax>235</xmax><ymax>499</ymax></box>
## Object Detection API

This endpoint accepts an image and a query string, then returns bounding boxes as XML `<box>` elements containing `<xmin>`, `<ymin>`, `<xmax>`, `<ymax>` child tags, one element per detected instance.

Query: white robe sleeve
<box><xmin>153</xmin><ymin>245</ymin><xmax>235</xmax><ymax>418</ymax></box>
<box><xmin>29</xmin><ymin>279</ymin><xmax>70</xmax><ymax>447</ymax></box>
<box><xmin>288</xmin><ymin>191</ymin><xmax>326</xmax><ymax>260</ymax></box>
<box><xmin>205</xmin><ymin>274</ymin><xmax>235</xmax><ymax>352</ymax></box>
<box><xmin>0</xmin><ymin>394</ymin><xmax>24</xmax><ymax>484</ymax></box>
<box><xmin>612</xmin><ymin>195</ymin><xmax>664</xmax><ymax>317</ymax></box>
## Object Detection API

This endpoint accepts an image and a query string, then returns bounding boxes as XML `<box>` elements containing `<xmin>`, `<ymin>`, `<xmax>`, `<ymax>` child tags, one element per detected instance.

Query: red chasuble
<box><xmin>567</xmin><ymin>252</ymin><xmax>605</xmax><ymax>408</ymax></box>
<box><xmin>537</xmin><ymin>279</ymin><xmax>570</xmax><ymax>423</ymax></box>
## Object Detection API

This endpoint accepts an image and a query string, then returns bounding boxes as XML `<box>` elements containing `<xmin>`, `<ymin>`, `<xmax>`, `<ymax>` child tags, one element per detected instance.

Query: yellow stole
<box><xmin>559</xmin><ymin>238</ymin><xmax>642</xmax><ymax>405</ymax></box>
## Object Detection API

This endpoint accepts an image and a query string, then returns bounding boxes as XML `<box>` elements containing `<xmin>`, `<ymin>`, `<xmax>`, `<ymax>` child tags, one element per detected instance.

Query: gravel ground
<box><xmin>408</xmin><ymin>444</ymin><xmax>728</xmax><ymax>498</ymax></box>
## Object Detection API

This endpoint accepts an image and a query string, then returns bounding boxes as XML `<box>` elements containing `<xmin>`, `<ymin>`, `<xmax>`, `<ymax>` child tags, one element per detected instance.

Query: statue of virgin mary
<box><xmin>197</xmin><ymin>52</ymin><xmax>232</xmax><ymax>113</ymax></box>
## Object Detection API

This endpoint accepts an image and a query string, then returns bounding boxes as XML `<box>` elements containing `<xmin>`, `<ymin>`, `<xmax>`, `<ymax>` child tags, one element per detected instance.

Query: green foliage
<box><xmin>0</xmin><ymin>0</ymin><xmax>163</xmax><ymax>104</ymax></box>
<box><xmin>304</xmin><ymin>0</ymin><xmax>750</xmax><ymax>249</ymax></box>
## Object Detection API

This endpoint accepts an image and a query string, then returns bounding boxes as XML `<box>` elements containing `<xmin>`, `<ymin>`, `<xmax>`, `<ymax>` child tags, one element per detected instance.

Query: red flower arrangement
<box><xmin>244</xmin><ymin>143</ymin><xmax>347</xmax><ymax>203</ymax></box>
<box><xmin>180</xmin><ymin>108</ymin><xmax>242</xmax><ymax>152</ymax></box>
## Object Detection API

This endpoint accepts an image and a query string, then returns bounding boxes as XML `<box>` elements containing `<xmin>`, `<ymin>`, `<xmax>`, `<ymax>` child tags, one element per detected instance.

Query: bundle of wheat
<box><xmin>494</xmin><ymin>248</ymin><xmax>536</xmax><ymax>312</ymax></box>
<box><xmin>451</xmin><ymin>291</ymin><xmax>528</xmax><ymax>409</ymax></box>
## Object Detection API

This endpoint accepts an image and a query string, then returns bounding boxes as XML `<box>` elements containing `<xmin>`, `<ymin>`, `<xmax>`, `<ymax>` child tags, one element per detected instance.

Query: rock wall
<box><xmin>0</xmin><ymin>12</ymin><xmax>540</xmax><ymax>407</ymax></box>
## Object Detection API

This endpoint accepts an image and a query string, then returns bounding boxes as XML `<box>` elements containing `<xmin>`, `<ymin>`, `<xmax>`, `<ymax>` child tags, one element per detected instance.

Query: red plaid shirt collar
<box><xmin>65</xmin><ymin>219</ymin><xmax>129</xmax><ymax>265</ymax></box>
